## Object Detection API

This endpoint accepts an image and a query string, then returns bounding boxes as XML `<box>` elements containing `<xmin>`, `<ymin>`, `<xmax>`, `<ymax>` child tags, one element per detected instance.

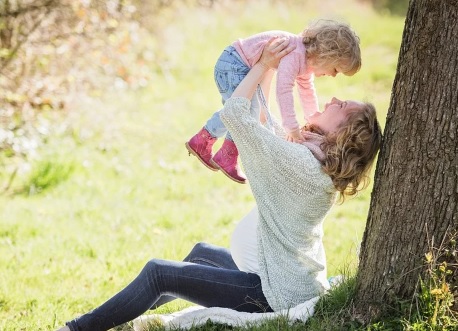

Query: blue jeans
<box><xmin>66</xmin><ymin>242</ymin><xmax>272</xmax><ymax>331</ymax></box>
<box><xmin>205</xmin><ymin>46</ymin><xmax>265</xmax><ymax>141</ymax></box>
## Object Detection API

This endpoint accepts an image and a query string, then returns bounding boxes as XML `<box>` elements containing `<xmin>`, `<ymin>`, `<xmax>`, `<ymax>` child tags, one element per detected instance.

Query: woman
<box><xmin>57</xmin><ymin>37</ymin><xmax>382</xmax><ymax>331</ymax></box>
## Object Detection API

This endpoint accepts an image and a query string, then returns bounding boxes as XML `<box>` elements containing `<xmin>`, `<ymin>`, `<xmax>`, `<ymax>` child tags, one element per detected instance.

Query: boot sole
<box><xmin>210</xmin><ymin>160</ymin><xmax>247</xmax><ymax>184</ymax></box>
<box><xmin>185</xmin><ymin>142</ymin><xmax>219</xmax><ymax>171</ymax></box>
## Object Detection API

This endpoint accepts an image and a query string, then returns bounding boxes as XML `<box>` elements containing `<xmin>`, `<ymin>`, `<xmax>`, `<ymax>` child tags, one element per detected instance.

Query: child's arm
<box><xmin>265</xmin><ymin>68</ymin><xmax>303</xmax><ymax>143</ymax></box>
<box><xmin>276</xmin><ymin>55</ymin><xmax>306</xmax><ymax>143</ymax></box>
<box><xmin>296</xmin><ymin>73</ymin><xmax>319</xmax><ymax>120</ymax></box>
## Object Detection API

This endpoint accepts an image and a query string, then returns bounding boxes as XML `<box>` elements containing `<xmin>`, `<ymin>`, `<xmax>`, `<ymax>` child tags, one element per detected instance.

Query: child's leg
<box><xmin>205</xmin><ymin>46</ymin><xmax>250</xmax><ymax>138</ymax></box>
<box><xmin>186</xmin><ymin>46</ymin><xmax>249</xmax><ymax>173</ymax></box>
<box><xmin>204</xmin><ymin>108</ymin><xmax>228</xmax><ymax>139</ymax></box>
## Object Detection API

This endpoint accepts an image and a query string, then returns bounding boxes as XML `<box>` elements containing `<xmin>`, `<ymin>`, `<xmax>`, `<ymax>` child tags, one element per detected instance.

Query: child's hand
<box><xmin>286</xmin><ymin>129</ymin><xmax>305</xmax><ymax>143</ymax></box>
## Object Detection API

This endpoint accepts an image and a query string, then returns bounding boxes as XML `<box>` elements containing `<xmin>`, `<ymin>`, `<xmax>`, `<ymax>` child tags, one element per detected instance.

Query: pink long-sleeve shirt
<box><xmin>232</xmin><ymin>30</ymin><xmax>319</xmax><ymax>133</ymax></box>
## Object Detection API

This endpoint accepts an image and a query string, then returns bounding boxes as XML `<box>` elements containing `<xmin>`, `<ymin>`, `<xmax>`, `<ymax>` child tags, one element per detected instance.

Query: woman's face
<box><xmin>307</xmin><ymin>97</ymin><xmax>364</xmax><ymax>133</ymax></box>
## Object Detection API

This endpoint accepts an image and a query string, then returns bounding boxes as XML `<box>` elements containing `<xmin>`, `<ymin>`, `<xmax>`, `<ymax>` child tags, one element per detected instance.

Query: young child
<box><xmin>185</xmin><ymin>20</ymin><xmax>361</xmax><ymax>184</ymax></box>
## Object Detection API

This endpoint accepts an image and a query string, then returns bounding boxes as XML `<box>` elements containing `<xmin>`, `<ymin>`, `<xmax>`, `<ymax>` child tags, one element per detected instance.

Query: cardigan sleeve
<box><xmin>269</xmin><ymin>114</ymin><xmax>286</xmax><ymax>140</ymax></box>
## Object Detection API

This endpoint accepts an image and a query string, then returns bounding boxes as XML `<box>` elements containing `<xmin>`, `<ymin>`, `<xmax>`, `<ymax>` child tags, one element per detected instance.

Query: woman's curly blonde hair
<box><xmin>302</xmin><ymin>19</ymin><xmax>361</xmax><ymax>76</ymax></box>
<box><xmin>306</xmin><ymin>102</ymin><xmax>382</xmax><ymax>202</ymax></box>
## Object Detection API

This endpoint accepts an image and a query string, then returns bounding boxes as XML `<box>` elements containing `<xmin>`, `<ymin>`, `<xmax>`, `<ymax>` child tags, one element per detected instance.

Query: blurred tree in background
<box><xmin>0</xmin><ymin>0</ymin><xmax>142</xmax><ymax>160</ymax></box>
<box><xmin>0</xmin><ymin>0</ymin><xmax>218</xmax><ymax>189</ymax></box>
<box><xmin>362</xmin><ymin>0</ymin><xmax>409</xmax><ymax>15</ymax></box>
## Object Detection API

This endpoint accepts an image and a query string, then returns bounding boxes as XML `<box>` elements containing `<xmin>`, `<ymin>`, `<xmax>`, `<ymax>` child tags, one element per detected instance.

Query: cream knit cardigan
<box><xmin>220</xmin><ymin>97</ymin><xmax>336</xmax><ymax>311</ymax></box>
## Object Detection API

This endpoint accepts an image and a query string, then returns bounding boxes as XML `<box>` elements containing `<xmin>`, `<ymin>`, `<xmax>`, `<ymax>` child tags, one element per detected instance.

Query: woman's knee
<box><xmin>183</xmin><ymin>242</ymin><xmax>208</xmax><ymax>262</ymax></box>
<box><xmin>142</xmin><ymin>258</ymin><xmax>165</xmax><ymax>275</ymax></box>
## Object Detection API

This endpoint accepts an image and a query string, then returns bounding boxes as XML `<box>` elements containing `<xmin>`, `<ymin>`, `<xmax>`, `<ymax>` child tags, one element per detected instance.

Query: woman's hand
<box><xmin>259</xmin><ymin>37</ymin><xmax>296</xmax><ymax>70</ymax></box>
<box><xmin>231</xmin><ymin>37</ymin><xmax>295</xmax><ymax>99</ymax></box>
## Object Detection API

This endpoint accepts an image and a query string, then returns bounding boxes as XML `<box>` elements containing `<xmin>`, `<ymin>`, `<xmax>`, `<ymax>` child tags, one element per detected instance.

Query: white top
<box><xmin>230</xmin><ymin>206</ymin><xmax>259</xmax><ymax>274</ymax></box>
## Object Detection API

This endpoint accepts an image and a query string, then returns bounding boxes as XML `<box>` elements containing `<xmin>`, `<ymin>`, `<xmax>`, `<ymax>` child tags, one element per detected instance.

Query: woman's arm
<box><xmin>259</xmin><ymin>70</ymin><xmax>274</xmax><ymax>124</ymax></box>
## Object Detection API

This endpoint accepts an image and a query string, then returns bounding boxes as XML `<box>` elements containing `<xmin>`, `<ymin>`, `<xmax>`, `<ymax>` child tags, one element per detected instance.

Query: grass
<box><xmin>0</xmin><ymin>1</ymin><xmax>406</xmax><ymax>330</ymax></box>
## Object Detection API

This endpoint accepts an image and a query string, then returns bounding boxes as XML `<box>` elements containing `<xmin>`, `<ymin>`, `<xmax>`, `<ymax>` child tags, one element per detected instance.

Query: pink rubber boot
<box><xmin>185</xmin><ymin>127</ymin><xmax>218</xmax><ymax>171</ymax></box>
<box><xmin>211</xmin><ymin>139</ymin><xmax>247</xmax><ymax>184</ymax></box>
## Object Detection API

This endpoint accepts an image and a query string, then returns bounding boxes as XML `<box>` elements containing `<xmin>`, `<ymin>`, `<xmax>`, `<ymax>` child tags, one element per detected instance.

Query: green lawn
<box><xmin>0</xmin><ymin>1</ymin><xmax>404</xmax><ymax>330</ymax></box>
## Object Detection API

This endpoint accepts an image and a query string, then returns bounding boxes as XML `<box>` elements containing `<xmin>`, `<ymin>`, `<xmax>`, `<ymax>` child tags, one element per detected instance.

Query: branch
<box><xmin>0</xmin><ymin>0</ymin><xmax>56</xmax><ymax>18</ymax></box>
<box><xmin>0</xmin><ymin>1</ymin><xmax>58</xmax><ymax>73</ymax></box>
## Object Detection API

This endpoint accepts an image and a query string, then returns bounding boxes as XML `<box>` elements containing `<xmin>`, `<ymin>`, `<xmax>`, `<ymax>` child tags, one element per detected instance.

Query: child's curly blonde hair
<box><xmin>302</xmin><ymin>19</ymin><xmax>361</xmax><ymax>76</ymax></box>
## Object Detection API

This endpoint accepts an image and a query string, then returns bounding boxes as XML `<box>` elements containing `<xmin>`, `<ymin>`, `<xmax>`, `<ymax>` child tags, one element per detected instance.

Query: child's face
<box><xmin>311</xmin><ymin>62</ymin><xmax>340</xmax><ymax>77</ymax></box>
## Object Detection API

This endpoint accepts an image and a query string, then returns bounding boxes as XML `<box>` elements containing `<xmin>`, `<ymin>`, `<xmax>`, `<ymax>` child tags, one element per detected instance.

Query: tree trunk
<box><xmin>354</xmin><ymin>0</ymin><xmax>458</xmax><ymax>322</ymax></box>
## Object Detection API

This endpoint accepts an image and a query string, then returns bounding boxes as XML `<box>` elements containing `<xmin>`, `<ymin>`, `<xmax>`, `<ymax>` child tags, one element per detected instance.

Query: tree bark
<box><xmin>354</xmin><ymin>0</ymin><xmax>458</xmax><ymax>322</ymax></box>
